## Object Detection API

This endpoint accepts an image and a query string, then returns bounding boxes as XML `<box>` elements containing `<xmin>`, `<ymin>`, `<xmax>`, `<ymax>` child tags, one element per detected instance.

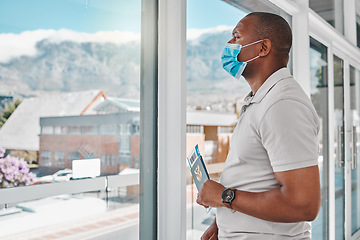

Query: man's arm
<box><xmin>196</xmin><ymin>165</ymin><xmax>321</xmax><ymax>223</ymax></box>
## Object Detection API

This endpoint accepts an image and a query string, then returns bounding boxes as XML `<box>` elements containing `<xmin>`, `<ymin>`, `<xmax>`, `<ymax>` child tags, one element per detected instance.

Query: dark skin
<box><xmin>197</xmin><ymin>16</ymin><xmax>321</xmax><ymax>240</ymax></box>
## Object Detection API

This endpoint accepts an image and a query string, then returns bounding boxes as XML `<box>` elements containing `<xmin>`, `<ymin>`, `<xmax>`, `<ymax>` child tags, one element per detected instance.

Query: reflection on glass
<box><xmin>333</xmin><ymin>55</ymin><xmax>345</xmax><ymax>240</ymax></box>
<box><xmin>186</xmin><ymin>1</ymin><xmax>291</xmax><ymax>239</ymax></box>
<box><xmin>309</xmin><ymin>0</ymin><xmax>344</xmax><ymax>34</ymax></box>
<box><xmin>309</xmin><ymin>37</ymin><xmax>329</xmax><ymax>240</ymax></box>
<box><xmin>0</xmin><ymin>0</ymin><xmax>141</xmax><ymax>239</ymax></box>
<box><xmin>0</xmin><ymin>0</ymin><xmax>141</xmax><ymax>182</ymax></box>
<box><xmin>350</xmin><ymin>66</ymin><xmax>360</xmax><ymax>235</ymax></box>
<box><xmin>186</xmin><ymin>1</ymin><xmax>246</xmax><ymax>238</ymax></box>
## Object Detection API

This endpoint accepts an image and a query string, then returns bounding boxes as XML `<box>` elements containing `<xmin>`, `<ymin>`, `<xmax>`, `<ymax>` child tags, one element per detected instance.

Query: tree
<box><xmin>0</xmin><ymin>99</ymin><xmax>21</xmax><ymax>128</ymax></box>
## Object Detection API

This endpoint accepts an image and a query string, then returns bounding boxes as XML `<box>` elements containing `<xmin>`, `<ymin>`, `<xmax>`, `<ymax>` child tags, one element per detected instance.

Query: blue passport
<box><xmin>187</xmin><ymin>144</ymin><xmax>210</xmax><ymax>192</ymax></box>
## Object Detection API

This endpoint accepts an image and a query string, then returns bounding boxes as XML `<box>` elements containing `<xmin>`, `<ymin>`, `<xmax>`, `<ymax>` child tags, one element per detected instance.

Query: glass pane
<box><xmin>310</xmin><ymin>37</ymin><xmax>329</xmax><ymax>240</ymax></box>
<box><xmin>186</xmin><ymin>0</ymin><xmax>291</xmax><ymax>239</ymax></box>
<box><xmin>333</xmin><ymin>55</ymin><xmax>345</xmax><ymax>240</ymax></box>
<box><xmin>310</xmin><ymin>0</ymin><xmax>344</xmax><ymax>34</ymax></box>
<box><xmin>350</xmin><ymin>66</ymin><xmax>360</xmax><ymax>235</ymax></box>
<box><xmin>0</xmin><ymin>0</ymin><xmax>141</xmax><ymax>239</ymax></box>
<box><xmin>186</xmin><ymin>1</ymin><xmax>244</xmax><ymax>237</ymax></box>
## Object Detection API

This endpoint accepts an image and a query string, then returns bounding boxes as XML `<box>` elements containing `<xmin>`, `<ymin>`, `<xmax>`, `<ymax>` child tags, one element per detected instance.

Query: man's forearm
<box><xmin>230</xmin><ymin>186</ymin><xmax>319</xmax><ymax>223</ymax></box>
<box><xmin>197</xmin><ymin>166</ymin><xmax>321</xmax><ymax>223</ymax></box>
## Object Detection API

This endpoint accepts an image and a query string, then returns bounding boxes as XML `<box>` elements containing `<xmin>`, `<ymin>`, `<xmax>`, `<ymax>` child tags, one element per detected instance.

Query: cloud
<box><xmin>187</xmin><ymin>25</ymin><xmax>232</xmax><ymax>41</ymax></box>
<box><xmin>0</xmin><ymin>29</ymin><xmax>140</xmax><ymax>63</ymax></box>
<box><xmin>0</xmin><ymin>26</ymin><xmax>232</xmax><ymax>63</ymax></box>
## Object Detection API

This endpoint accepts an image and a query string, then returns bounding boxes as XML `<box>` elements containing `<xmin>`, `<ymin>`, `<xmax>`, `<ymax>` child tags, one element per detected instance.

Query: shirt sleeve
<box><xmin>259</xmin><ymin>99</ymin><xmax>320</xmax><ymax>172</ymax></box>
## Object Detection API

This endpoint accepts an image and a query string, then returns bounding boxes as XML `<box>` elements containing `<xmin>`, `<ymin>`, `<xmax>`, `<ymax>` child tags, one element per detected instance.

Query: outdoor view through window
<box><xmin>0</xmin><ymin>1</ymin><xmax>141</xmax><ymax>239</ymax></box>
<box><xmin>186</xmin><ymin>1</ymin><xmax>247</xmax><ymax>239</ymax></box>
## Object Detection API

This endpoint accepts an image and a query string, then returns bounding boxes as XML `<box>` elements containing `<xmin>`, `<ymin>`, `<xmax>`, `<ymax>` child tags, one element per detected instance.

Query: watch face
<box><xmin>222</xmin><ymin>189</ymin><xmax>235</xmax><ymax>203</ymax></box>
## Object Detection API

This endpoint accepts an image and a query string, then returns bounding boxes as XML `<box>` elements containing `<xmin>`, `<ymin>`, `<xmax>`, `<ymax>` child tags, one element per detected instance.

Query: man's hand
<box><xmin>196</xmin><ymin>180</ymin><xmax>226</xmax><ymax>209</ymax></box>
<box><xmin>201</xmin><ymin>218</ymin><xmax>218</xmax><ymax>240</ymax></box>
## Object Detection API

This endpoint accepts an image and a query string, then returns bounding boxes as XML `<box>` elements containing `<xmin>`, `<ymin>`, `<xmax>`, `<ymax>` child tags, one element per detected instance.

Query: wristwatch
<box><xmin>221</xmin><ymin>188</ymin><xmax>236</xmax><ymax>210</ymax></box>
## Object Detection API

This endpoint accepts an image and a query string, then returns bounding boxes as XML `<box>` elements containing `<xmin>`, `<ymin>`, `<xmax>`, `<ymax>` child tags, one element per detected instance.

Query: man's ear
<box><xmin>259</xmin><ymin>39</ymin><xmax>271</xmax><ymax>57</ymax></box>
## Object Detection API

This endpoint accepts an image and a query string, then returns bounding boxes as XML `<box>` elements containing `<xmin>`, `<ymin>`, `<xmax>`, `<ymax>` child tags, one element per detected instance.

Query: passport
<box><xmin>187</xmin><ymin>144</ymin><xmax>210</xmax><ymax>192</ymax></box>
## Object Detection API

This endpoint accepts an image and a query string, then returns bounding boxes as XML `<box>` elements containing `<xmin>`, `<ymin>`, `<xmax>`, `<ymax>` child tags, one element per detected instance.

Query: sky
<box><xmin>0</xmin><ymin>0</ymin><xmax>246</xmax><ymax>63</ymax></box>
<box><xmin>0</xmin><ymin>0</ymin><xmax>246</xmax><ymax>34</ymax></box>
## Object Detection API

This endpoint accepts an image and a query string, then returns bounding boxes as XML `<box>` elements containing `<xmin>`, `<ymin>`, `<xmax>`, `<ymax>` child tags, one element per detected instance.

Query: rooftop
<box><xmin>186</xmin><ymin>111</ymin><xmax>237</xmax><ymax>126</ymax></box>
<box><xmin>0</xmin><ymin>90</ymin><xmax>105</xmax><ymax>151</ymax></box>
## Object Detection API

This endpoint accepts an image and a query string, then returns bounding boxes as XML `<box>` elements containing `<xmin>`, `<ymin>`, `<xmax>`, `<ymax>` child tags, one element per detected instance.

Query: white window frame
<box><xmin>158</xmin><ymin>0</ymin><xmax>187</xmax><ymax>239</ymax></box>
<box><xmin>158</xmin><ymin>0</ymin><xmax>360</xmax><ymax>239</ymax></box>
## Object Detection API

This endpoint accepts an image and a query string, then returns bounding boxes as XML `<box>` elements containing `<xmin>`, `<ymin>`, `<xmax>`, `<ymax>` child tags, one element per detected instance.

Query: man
<box><xmin>196</xmin><ymin>12</ymin><xmax>321</xmax><ymax>240</ymax></box>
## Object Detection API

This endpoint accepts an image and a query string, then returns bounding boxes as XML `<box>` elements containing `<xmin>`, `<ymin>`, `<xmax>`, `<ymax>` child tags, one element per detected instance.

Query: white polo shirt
<box><xmin>217</xmin><ymin>68</ymin><xmax>320</xmax><ymax>240</ymax></box>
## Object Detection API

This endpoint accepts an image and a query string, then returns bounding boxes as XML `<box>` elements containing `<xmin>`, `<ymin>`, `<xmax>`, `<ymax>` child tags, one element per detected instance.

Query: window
<box><xmin>81</xmin><ymin>125</ymin><xmax>97</xmax><ymax>135</ymax></box>
<box><xmin>101</xmin><ymin>154</ymin><xmax>116</xmax><ymax>166</ymax></box>
<box><xmin>68</xmin><ymin>152</ymin><xmax>80</xmax><ymax>162</ymax></box>
<box><xmin>54</xmin><ymin>152</ymin><xmax>65</xmax><ymax>168</ymax></box>
<box><xmin>111</xmin><ymin>154</ymin><xmax>115</xmax><ymax>166</ymax></box>
<box><xmin>84</xmin><ymin>153</ymin><xmax>97</xmax><ymax>159</ymax></box>
<box><xmin>186</xmin><ymin>0</ymin><xmax>291</xmax><ymax>237</ymax></box>
<box><xmin>68</xmin><ymin>126</ymin><xmax>81</xmax><ymax>135</ymax></box>
<box><xmin>186</xmin><ymin>125</ymin><xmax>204</xmax><ymax>134</ymax></box>
<box><xmin>333</xmin><ymin>54</ymin><xmax>345</xmax><ymax>239</ymax></box>
<box><xmin>99</xmin><ymin>124</ymin><xmax>117</xmax><ymax>135</ymax></box>
<box><xmin>41</xmin><ymin>126</ymin><xmax>53</xmax><ymax>134</ymax></box>
<box><xmin>119</xmin><ymin>124</ymin><xmax>131</xmax><ymax>154</ymax></box>
<box><xmin>218</xmin><ymin>126</ymin><xmax>235</xmax><ymax>134</ymax></box>
<box><xmin>350</xmin><ymin>66</ymin><xmax>360</xmax><ymax>235</ymax></box>
<box><xmin>0</xmin><ymin>1</ymin><xmax>145</xmax><ymax>239</ymax></box>
<box><xmin>40</xmin><ymin>151</ymin><xmax>52</xmax><ymax>167</ymax></box>
<box><xmin>309</xmin><ymin>37</ymin><xmax>329</xmax><ymax>240</ymax></box>
<box><xmin>310</xmin><ymin>0</ymin><xmax>344</xmax><ymax>34</ymax></box>
<box><xmin>101</xmin><ymin>154</ymin><xmax>106</xmax><ymax>165</ymax></box>
<box><xmin>54</xmin><ymin>126</ymin><xmax>67</xmax><ymax>135</ymax></box>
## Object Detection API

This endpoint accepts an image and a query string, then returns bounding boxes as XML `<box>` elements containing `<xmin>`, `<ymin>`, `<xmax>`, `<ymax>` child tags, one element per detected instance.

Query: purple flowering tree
<box><xmin>0</xmin><ymin>147</ymin><xmax>36</xmax><ymax>188</ymax></box>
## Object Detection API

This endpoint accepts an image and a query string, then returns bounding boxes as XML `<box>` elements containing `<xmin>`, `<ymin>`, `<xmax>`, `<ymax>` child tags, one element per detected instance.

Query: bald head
<box><xmin>245</xmin><ymin>12</ymin><xmax>292</xmax><ymax>55</ymax></box>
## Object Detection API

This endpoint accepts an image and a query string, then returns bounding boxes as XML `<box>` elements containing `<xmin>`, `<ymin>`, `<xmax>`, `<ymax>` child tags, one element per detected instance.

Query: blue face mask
<box><xmin>221</xmin><ymin>40</ymin><xmax>262</xmax><ymax>79</ymax></box>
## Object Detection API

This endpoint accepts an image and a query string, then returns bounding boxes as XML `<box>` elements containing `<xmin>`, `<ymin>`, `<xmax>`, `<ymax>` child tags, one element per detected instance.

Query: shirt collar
<box><xmin>247</xmin><ymin>67</ymin><xmax>292</xmax><ymax>104</ymax></box>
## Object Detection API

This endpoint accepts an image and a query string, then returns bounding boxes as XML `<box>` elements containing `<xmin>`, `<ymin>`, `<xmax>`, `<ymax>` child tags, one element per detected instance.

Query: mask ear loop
<box><xmin>245</xmin><ymin>55</ymin><xmax>260</xmax><ymax>63</ymax></box>
<box><xmin>242</xmin><ymin>39</ymin><xmax>263</xmax><ymax>48</ymax></box>
<box><xmin>243</xmin><ymin>40</ymin><xmax>263</xmax><ymax>63</ymax></box>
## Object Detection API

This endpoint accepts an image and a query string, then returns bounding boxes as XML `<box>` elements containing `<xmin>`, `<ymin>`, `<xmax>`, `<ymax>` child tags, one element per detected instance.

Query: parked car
<box><xmin>37</xmin><ymin>169</ymin><xmax>73</xmax><ymax>183</ymax></box>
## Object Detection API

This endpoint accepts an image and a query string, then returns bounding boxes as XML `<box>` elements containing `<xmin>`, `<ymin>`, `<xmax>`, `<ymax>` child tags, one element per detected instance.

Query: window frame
<box><xmin>0</xmin><ymin>1</ymin><xmax>159</xmax><ymax>239</ymax></box>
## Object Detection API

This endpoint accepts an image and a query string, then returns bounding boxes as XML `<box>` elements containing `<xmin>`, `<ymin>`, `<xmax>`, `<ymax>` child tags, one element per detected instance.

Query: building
<box><xmin>186</xmin><ymin>111</ymin><xmax>237</xmax><ymax>164</ymax></box>
<box><xmin>0</xmin><ymin>90</ymin><xmax>106</xmax><ymax>152</ymax></box>
<box><xmin>39</xmin><ymin>97</ymin><xmax>237</xmax><ymax>175</ymax></box>
<box><xmin>39</xmin><ymin>102</ymin><xmax>140</xmax><ymax>175</ymax></box>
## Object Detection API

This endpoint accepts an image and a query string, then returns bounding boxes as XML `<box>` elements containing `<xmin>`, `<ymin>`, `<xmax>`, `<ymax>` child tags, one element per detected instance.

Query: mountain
<box><xmin>0</xmin><ymin>29</ymin><xmax>250</xmax><ymax>110</ymax></box>
<box><xmin>0</xmin><ymin>39</ymin><xmax>140</xmax><ymax>99</ymax></box>
<box><xmin>186</xmin><ymin>28</ymin><xmax>250</xmax><ymax>109</ymax></box>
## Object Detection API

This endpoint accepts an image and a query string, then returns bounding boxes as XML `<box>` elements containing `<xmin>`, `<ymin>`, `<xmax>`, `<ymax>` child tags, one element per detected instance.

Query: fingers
<box><xmin>200</xmin><ymin>224</ymin><xmax>218</xmax><ymax>240</ymax></box>
<box><xmin>209</xmin><ymin>233</ymin><xmax>218</xmax><ymax>240</ymax></box>
<box><xmin>200</xmin><ymin>232</ymin><xmax>210</xmax><ymax>240</ymax></box>
<box><xmin>196</xmin><ymin>193</ymin><xmax>209</xmax><ymax>209</ymax></box>
<box><xmin>201</xmin><ymin>232</ymin><xmax>217</xmax><ymax>240</ymax></box>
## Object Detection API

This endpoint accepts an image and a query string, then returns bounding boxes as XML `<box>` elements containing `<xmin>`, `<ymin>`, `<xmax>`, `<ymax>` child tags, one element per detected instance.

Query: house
<box><xmin>0</xmin><ymin>90</ymin><xmax>106</xmax><ymax>162</ymax></box>
<box><xmin>186</xmin><ymin>111</ymin><xmax>237</xmax><ymax>163</ymax></box>
<box><xmin>38</xmin><ymin>96</ymin><xmax>237</xmax><ymax>175</ymax></box>
<box><xmin>39</xmin><ymin>99</ymin><xmax>140</xmax><ymax>175</ymax></box>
